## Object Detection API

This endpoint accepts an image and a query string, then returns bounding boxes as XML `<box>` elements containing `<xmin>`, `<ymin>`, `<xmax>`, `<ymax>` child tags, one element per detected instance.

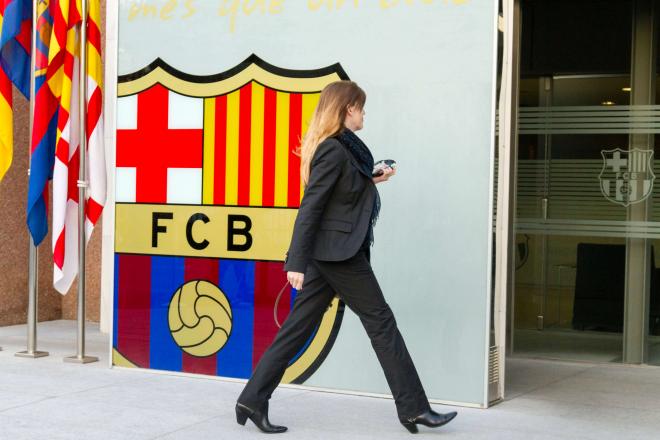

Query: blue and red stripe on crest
<box><xmin>116</xmin><ymin>254</ymin><xmax>152</xmax><ymax>368</ymax></box>
<box><xmin>113</xmin><ymin>254</ymin><xmax>294</xmax><ymax>378</ymax></box>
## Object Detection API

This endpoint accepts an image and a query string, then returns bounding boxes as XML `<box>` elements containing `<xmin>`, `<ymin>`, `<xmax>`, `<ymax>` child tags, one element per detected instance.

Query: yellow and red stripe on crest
<box><xmin>202</xmin><ymin>82</ymin><xmax>319</xmax><ymax>208</ymax></box>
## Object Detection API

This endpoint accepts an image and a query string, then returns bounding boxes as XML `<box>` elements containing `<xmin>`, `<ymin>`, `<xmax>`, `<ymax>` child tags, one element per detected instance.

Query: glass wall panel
<box><xmin>513</xmin><ymin>0</ymin><xmax>635</xmax><ymax>363</ymax></box>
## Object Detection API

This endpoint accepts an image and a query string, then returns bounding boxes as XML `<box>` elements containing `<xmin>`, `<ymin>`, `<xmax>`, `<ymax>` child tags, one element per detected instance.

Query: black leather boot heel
<box><xmin>401</xmin><ymin>409</ymin><xmax>457</xmax><ymax>433</ymax></box>
<box><xmin>235</xmin><ymin>402</ymin><xmax>288</xmax><ymax>433</ymax></box>
<box><xmin>401</xmin><ymin>421</ymin><xmax>419</xmax><ymax>434</ymax></box>
<box><xmin>235</xmin><ymin>405</ymin><xmax>249</xmax><ymax>425</ymax></box>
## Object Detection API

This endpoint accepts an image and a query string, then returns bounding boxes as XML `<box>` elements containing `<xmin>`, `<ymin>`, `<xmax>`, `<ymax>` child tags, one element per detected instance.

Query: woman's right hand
<box><xmin>287</xmin><ymin>271</ymin><xmax>305</xmax><ymax>290</ymax></box>
<box><xmin>373</xmin><ymin>166</ymin><xmax>396</xmax><ymax>184</ymax></box>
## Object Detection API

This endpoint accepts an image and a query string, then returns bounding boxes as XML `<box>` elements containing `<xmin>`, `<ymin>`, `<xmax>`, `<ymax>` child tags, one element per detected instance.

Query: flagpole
<box><xmin>16</xmin><ymin>0</ymin><xmax>49</xmax><ymax>360</ymax></box>
<box><xmin>65</xmin><ymin>0</ymin><xmax>96</xmax><ymax>364</ymax></box>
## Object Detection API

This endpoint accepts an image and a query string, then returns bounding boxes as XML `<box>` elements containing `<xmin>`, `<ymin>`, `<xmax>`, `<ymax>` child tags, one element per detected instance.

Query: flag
<box><xmin>26</xmin><ymin>0</ymin><xmax>57</xmax><ymax>245</ymax></box>
<box><xmin>51</xmin><ymin>0</ymin><xmax>79</xmax><ymax>292</ymax></box>
<box><xmin>52</xmin><ymin>0</ymin><xmax>105</xmax><ymax>293</ymax></box>
<box><xmin>84</xmin><ymin>0</ymin><xmax>106</xmax><ymax>237</ymax></box>
<box><xmin>0</xmin><ymin>68</ymin><xmax>12</xmax><ymax>182</ymax></box>
<box><xmin>0</xmin><ymin>0</ymin><xmax>31</xmax><ymax>182</ymax></box>
<box><xmin>0</xmin><ymin>0</ymin><xmax>30</xmax><ymax>97</ymax></box>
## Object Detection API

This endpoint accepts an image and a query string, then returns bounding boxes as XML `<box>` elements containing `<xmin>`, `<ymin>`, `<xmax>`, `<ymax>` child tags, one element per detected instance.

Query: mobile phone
<box><xmin>372</xmin><ymin>159</ymin><xmax>397</xmax><ymax>177</ymax></box>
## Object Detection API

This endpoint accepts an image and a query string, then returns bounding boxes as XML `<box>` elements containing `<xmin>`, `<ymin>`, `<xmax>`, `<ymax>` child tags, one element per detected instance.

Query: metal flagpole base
<box><xmin>64</xmin><ymin>355</ymin><xmax>99</xmax><ymax>364</ymax></box>
<box><xmin>15</xmin><ymin>350</ymin><xmax>49</xmax><ymax>358</ymax></box>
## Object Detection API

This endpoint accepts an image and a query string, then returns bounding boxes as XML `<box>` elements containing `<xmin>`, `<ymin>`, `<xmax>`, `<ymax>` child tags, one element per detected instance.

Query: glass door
<box><xmin>511</xmin><ymin>0</ymin><xmax>660</xmax><ymax>363</ymax></box>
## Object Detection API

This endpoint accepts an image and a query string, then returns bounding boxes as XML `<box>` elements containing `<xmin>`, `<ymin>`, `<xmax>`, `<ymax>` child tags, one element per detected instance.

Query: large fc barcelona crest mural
<box><xmin>112</xmin><ymin>55</ymin><xmax>347</xmax><ymax>383</ymax></box>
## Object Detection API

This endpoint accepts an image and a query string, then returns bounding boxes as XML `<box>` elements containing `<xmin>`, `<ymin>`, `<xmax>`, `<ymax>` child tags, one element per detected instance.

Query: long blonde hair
<box><xmin>299</xmin><ymin>81</ymin><xmax>366</xmax><ymax>185</ymax></box>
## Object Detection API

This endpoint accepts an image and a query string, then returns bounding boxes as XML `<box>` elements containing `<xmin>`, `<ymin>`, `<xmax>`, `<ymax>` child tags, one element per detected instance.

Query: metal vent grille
<box><xmin>488</xmin><ymin>346</ymin><xmax>500</xmax><ymax>384</ymax></box>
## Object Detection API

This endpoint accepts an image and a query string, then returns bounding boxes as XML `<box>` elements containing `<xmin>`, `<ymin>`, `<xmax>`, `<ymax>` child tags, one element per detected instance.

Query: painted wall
<box><xmin>113</xmin><ymin>0</ymin><xmax>498</xmax><ymax>407</ymax></box>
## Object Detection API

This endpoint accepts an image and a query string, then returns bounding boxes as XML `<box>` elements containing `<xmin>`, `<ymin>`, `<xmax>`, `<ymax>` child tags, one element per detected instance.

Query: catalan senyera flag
<box><xmin>52</xmin><ymin>0</ymin><xmax>105</xmax><ymax>294</ymax></box>
<box><xmin>112</xmin><ymin>56</ymin><xmax>347</xmax><ymax>383</ymax></box>
<box><xmin>0</xmin><ymin>0</ymin><xmax>31</xmax><ymax>183</ymax></box>
<box><xmin>26</xmin><ymin>0</ymin><xmax>57</xmax><ymax>245</ymax></box>
<box><xmin>0</xmin><ymin>66</ymin><xmax>12</xmax><ymax>183</ymax></box>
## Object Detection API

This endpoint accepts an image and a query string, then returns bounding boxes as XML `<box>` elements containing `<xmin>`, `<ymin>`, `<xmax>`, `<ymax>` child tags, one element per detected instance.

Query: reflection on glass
<box><xmin>513</xmin><ymin>76</ymin><xmax>636</xmax><ymax>362</ymax></box>
<box><xmin>513</xmin><ymin>234</ymin><xmax>625</xmax><ymax>362</ymax></box>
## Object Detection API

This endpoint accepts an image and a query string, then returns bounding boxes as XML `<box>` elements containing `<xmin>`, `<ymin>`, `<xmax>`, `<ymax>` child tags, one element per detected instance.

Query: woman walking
<box><xmin>236</xmin><ymin>81</ymin><xmax>457</xmax><ymax>434</ymax></box>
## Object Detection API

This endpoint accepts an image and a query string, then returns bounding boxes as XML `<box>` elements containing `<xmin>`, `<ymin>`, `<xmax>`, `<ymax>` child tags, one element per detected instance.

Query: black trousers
<box><xmin>237</xmin><ymin>250</ymin><xmax>430</xmax><ymax>420</ymax></box>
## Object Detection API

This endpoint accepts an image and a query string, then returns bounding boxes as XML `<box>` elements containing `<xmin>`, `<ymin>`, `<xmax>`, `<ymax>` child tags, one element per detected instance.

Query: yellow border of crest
<box><xmin>112</xmin><ymin>297</ymin><xmax>341</xmax><ymax>383</ymax></box>
<box><xmin>282</xmin><ymin>297</ymin><xmax>341</xmax><ymax>383</ymax></box>
<box><xmin>118</xmin><ymin>60</ymin><xmax>344</xmax><ymax>97</ymax></box>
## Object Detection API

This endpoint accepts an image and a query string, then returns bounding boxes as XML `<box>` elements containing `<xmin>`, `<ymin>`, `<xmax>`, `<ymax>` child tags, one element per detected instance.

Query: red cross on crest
<box><xmin>116</xmin><ymin>85</ymin><xmax>203</xmax><ymax>203</ymax></box>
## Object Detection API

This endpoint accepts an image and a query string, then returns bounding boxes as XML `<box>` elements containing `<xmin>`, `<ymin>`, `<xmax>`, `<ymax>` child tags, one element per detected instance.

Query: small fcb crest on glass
<box><xmin>600</xmin><ymin>148</ymin><xmax>655</xmax><ymax>207</ymax></box>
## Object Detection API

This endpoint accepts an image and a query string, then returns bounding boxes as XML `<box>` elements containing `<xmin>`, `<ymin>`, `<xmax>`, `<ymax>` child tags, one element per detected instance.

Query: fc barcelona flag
<box><xmin>113</xmin><ymin>55</ymin><xmax>348</xmax><ymax>383</ymax></box>
<box><xmin>0</xmin><ymin>0</ymin><xmax>31</xmax><ymax>183</ymax></box>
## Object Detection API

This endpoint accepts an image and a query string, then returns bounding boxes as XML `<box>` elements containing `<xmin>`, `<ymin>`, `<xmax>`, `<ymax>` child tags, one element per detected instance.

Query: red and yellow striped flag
<box><xmin>0</xmin><ymin>64</ymin><xmax>11</xmax><ymax>182</ymax></box>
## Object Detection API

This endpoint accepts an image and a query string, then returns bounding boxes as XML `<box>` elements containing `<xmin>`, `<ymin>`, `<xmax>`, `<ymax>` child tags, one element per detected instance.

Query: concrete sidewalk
<box><xmin>1</xmin><ymin>320</ymin><xmax>660</xmax><ymax>439</ymax></box>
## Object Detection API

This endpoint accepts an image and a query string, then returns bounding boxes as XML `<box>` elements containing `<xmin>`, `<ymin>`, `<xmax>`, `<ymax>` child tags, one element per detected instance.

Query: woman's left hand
<box><xmin>373</xmin><ymin>166</ymin><xmax>396</xmax><ymax>184</ymax></box>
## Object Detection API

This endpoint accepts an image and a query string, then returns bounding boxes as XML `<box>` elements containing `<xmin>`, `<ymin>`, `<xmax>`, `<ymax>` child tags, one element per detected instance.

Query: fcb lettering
<box><xmin>115</xmin><ymin>203</ymin><xmax>297</xmax><ymax>260</ymax></box>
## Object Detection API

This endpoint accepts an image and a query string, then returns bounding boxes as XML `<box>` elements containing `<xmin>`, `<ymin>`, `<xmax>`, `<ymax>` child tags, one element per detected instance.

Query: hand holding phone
<box><xmin>372</xmin><ymin>159</ymin><xmax>397</xmax><ymax>177</ymax></box>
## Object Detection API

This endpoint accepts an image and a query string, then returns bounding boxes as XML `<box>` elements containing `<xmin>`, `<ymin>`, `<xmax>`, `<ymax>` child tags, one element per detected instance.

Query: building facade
<box><xmin>4</xmin><ymin>0</ymin><xmax>659</xmax><ymax>411</ymax></box>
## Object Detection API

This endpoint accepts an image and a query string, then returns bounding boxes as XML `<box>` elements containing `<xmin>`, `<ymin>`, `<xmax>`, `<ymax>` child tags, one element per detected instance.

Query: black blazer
<box><xmin>284</xmin><ymin>137</ymin><xmax>377</xmax><ymax>273</ymax></box>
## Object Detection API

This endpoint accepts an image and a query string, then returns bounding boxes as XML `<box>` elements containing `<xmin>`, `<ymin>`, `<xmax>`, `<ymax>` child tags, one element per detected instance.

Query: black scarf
<box><xmin>335</xmin><ymin>129</ymin><xmax>381</xmax><ymax>247</ymax></box>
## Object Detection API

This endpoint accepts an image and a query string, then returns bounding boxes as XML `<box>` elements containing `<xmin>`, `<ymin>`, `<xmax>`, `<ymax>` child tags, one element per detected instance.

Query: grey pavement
<box><xmin>1</xmin><ymin>320</ymin><xmax>660</xmax><ymax>439</ymax></box>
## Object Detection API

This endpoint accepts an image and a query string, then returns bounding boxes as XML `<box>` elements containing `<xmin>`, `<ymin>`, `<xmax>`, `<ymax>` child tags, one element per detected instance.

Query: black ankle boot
<box><xmin>235</xmin><ymin>401</ymin><xmax>288</xmax><ymax>433</ymax></box>
<box><xmin>400</xmin><ymin>409</ymin><xmax>457</xmax><ymax>433</ymax></box>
